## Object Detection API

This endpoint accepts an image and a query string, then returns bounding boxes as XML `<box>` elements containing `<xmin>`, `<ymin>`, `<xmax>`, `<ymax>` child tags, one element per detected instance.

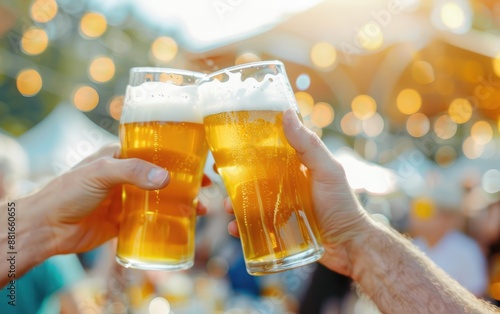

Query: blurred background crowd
<box><xmin>0</xmin><ymin>0</ymin><xmax>499</xmax><ymax>313</ymax></box>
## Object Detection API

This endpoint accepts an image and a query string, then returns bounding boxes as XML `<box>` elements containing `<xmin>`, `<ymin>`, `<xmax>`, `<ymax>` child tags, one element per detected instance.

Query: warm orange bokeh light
<box><xmin>434</xmin><ymin>115</ymin><xmax>457</xmax><ymax>140</ymax></box>
<box><xmin>310</xmin><ymin>102</ymin><xmax>334</xmax><ymax>128</ymax></box>
<box><xmin>80</xmin><ymin>12</ymin><xmax>107</xmax><ymax>38</ymax></box>
<box><xmin>448</xmin><ymin>98</ymin><xmax>473</xmax><ymax>124</ymax></box>
<box><xmin>21</xmin><ymin>27</ymin><xmax>49</xmax><ymax>55</ymax></box>
<box><xmin>235</xmin><ymin>52</ymin><xmax>261</xmax><ymax>65</ymax></box>
<box><xmin>435</xmin><ymin>145</ymin><xmax>456</xmax><ymax>167</ymax></box>
<box><xmin>412</xmin><ymin>198</ymin><xmax>434</xmax><ymax>220</ymax></box>
<box><xmin>310</xmin><ymin>42</ymin><xmax>336</xmax><ymax>69</ymax></box>
<box><xmin>89</xmin><ymin>56</ymin><xmax>115</xmax><ymax>83</ymax></box>
<box><xmin>109</xmin><ymin>95</ymin><xmax>124</xmax><ymax>120</ymax></box>
<box><xmin>362</xmin><ymin>113</ymin><xmax>384</xmax><ymax>137</ymax></box>
<box><xmin>357</xmin><ymin>23</ymin><xmax>384</xmax><ymax>51</ymax></box>
<box><xmin>351</xmin><ymin>94</ymin><xmax>376</xmax><ymax>120</ymax></box>
<box><xmin>397</xmin><ymin>88</ymin><xmax>421</xmax><ymax>115</ymax></box>
<box><xmin>406</xmin><ymin>113</ymin><xmax>430</xmax><ymax>137</ymax></box>
<box><xmin>151</xmin><ymin>36</ymin><xmax>178</xmax><ymax>63</ymax></box>
<box><xmin>16</xmin><ymin>68</ymin><xmax>42</xmax><ymax>96</ymax></box>
<box><xmin>341</xmin><ymin>112</ymin><xmax>362</xmax><ymax>136</ymax></box>
<box><xmin>73</xmin><ymin>85</ymin><xmax>99</xmax><ymax>111</ymax></box>
<box><xmin>31</xmin><ymin>0</ymin><xmax>58</xmax><ymax>23</ymax></box>
<box><xmin>411</xmin><ymin>61</ymin><xmax>435</xmax><ymax>84</ymax></box>
<box><xmin>463</xmin><ymin>136</ymin><xmax>484</xmax><ymax>159</ymax></box>
<box><xmin>295</xmin><ymin>91</ymin><xmax>314</xmax><ymax>117</ymax></box>
<box><xmin>494</xmin><ymin>54</ymin><xmax>500</xmax><ymax>78</ymax></box>
<box><xmin>471</xmin><ymin>121</ymin><xmax>493</xmax><ymax>145</ymax></box>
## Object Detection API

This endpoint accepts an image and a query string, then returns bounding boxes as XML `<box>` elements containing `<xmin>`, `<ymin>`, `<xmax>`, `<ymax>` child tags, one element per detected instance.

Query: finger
<box><xmin>87</xmin><ymin>157</ymin><xmax>170</xmax><ymax>190</ymax></box>
<box><xmin>228</xmin><ymin>220</ymin><xmax>240</xmax><ymax>238</ymax></box>
<box><xmin>75</xmin><ymin>143</ymin><xmax>121</xmax><ymax>169</ymax></box>
<box><xmin>223</xmin><ymin>197</ymin><xmax>234</xmax><ymax>215</ymax></box>
<box><xmin>282</xmin><ymin>108</ymin><xmax>344</xmax><ymax>178</ymax></box>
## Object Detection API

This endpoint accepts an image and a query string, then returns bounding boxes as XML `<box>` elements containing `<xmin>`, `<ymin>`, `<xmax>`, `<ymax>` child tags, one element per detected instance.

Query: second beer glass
<box><xmin>117</xmin><ymin>68</ymin><xmax>208</xmax><ymax>270</ymax></box>
<box><xmin>199</xmin><ymin>61</ymin><xmax>324</xmax><ymax>275</ymax></box>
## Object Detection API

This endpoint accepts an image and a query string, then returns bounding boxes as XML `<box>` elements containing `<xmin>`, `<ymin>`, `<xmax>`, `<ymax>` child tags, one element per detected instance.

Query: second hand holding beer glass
<box><xmin>199</xmin><ymin>61</ymin><xmax>324</xmax><ymax>275</ymax></box>
<box><xmin>116</xmin><ymin>68</ymin><xmax>208</xmax><ymax>271</ymax></box>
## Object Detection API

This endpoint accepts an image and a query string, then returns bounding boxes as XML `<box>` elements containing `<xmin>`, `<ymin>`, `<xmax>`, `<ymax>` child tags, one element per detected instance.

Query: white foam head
<box><xmin>198</xmin><ymin>70</ymin><xmax>297</xmax><ymax>117</ymax></box>
<box><xmin>121</xmin><ymin>81</ymin><xmax>202</xmax><ymax>124</ymax></box>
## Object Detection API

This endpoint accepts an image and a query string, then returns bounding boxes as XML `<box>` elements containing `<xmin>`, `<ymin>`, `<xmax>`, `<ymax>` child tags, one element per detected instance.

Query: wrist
<box><xmin>19</xmin><ymin>186</ymin><xmax>58</xmax><ymax>265</ymax></box>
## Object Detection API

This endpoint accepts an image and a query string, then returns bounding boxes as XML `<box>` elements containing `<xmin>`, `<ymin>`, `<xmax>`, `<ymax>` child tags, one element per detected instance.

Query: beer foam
<box><xmin>121</xmin><ymin>82</ymin><xmax>202</xmax><ymax>123</ymax></box>
<box><xmin>198</xmin><ymin>72</ymin><xmax>295</xmax><ymax>116</ymax></box>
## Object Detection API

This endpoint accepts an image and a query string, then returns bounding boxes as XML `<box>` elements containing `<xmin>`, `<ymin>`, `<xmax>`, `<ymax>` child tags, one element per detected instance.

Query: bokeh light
<box><xmin>149</xmin><ymin>297</ymin><xmax>170</xmax><ymax>314</ymax></box>
<box><xmin>471</xmin><ymin>120</ymin><xmax>493</xmax><ymax>145</ymax></box>
<box><xmin>310</xmin><ymin>102</ymin><xmax>334</xmax><ymax>128</ymax></box>
<box><xmin>434</xmin><ymin>115</ymin><xmax>457</xmax><ymax>140</ymax></box>
<box><xmin>151</xmin><ymin>36</ymin><xmax>178</xmax><ymax>63</ymax></box>
<box><xmin>73</xmin><ymin>85</ymin><xmax>99</xmax><ymax>112</ymax></box>
<box><xmin>89</xmin><ymin>56</ymin><xmax>115</xmax><ymax>83</ymax></box>
<box><xmin>494</xmin><ymin>53</ymin><xmax>500</xmax><ymax>78</ymax></box>
<box><xmin>16</xmin><ymin>68</ymin><xmax>42</xmax><ymax>97</ymax></box>
<box><xmin>21</xmin><ymin>27</ymin><xmax>49</xmax><ymax>55</ymax></box>
<box><xmin>397</xmin><ymin>88</ymin><xmax>421</xmax><ymax>115</ymax></box>
<box><xmin>411</xmin><ymin>61</ymin><xmax>435</xmax><ymax>84</ymax></box>
<box><xmin>80</xmin><ymin>12</ymin><xmax>107</xmax><ymax>38</ymax></box>
<box><xmin>463</xmin><ymin>136</ymin><xmax>484</xmax><ymax>159</ymax></box>
<box><xmin>235</xmin><ymin>52</ymin><xmax>261</xmax><ymax>65</ymax></box>
<box><xmin>109</xmin><ymin>95</ymin><xmax>124</xmax><ymax>121</ymax></box>
<box><xmin>482</xmin><ymin>169</ymin><xmax>500</xmax><ymax>194</ymax></box>
<box><xmin>31</xmin><ymin>0</ymin><xmax>58</xmax><ymax>23</ymax></box>
<box><xmin>440</xmin><ymin>2</ymin><xmax>466</xmax><ymax>31</ymax></box>
<box><xmin>357</xmin><ymin>22</ymin><xmax>384</xmax><ymax>51</ymax></box>
<box><xmin>412</xmin><ymin>198</ymin><xmax>434</xmax><ymax>220</ymax></box>
<box><xmin>362</xmin><ymin>112</ymin><xmax>384</xmax><ymax>137</ymax></box>
<box><xmin>296</xmin><ymin>73</ymin><xmax>311</xmax><ymax>91</ymax></box>
<box><xmin>435</xmin><ymin>145</ymin><xmax>456</xmax><ymax>167</ymax></box>
<box><xmin>351</xmin><ymin>94</ymin><xmax>376</xmax><ymax>120</ymax></box>
<box><xmin>406</xmin><ymin>113</ymin><xmax>430</xmax><ymax>137</ymax></box>
<box><xmin>448</xmin><ymin>98</ymin><xmax>473</xmax><ymax>124</ymax></box>
<box><xmin>310</xmin><ymin>42</ymin><xmax>337</xmax><ymax>69</ymax></box>
<box><xmin>341</xmin><ymin>112</ymin><xmax>362</xmax><ymax>136</ymax></box>
<box><xmin>295</xmin><ymin>91</ymin><xmax>314</xmax><ymax>116</ymax></box>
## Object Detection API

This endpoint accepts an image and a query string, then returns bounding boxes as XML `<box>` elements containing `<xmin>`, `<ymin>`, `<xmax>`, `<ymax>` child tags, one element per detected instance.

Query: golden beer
<box><xmin>204</xmin><ymin>109</ymin><xmax>323</xmax><ymax>274</ymax></box>
<box><xmin>116</xmin><ymin>68</ymin><xmax>207</xmax><ymax>270</ymax></box>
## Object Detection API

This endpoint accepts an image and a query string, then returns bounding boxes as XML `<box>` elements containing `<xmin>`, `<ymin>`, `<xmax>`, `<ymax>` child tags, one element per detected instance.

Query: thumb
<box><xmin>282</xmin><ymin>109</ymin><xmax>344</xmax><ymax>181</ymax></box>
<box><xmin>85</xmin><ymin>157</ymin><xmax>170</xmax><ymax>190</ymax></box>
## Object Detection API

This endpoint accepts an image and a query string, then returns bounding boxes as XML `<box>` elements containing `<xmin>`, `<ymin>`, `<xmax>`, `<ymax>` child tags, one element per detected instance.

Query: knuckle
<box><xmin>123</xmin><ymin>158</ymin><xmax>146</xmax><ymax>179</ymax></box>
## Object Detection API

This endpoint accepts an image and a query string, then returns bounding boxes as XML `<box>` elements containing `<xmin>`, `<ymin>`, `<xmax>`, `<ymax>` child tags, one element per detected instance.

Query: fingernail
<box><xmin>147</xmin><ymin>167</ymin><xmax>169</xmax><ymax>185</ymax></box>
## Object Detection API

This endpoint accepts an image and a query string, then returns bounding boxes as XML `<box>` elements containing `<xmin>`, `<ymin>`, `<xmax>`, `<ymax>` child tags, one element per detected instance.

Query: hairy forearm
<box><xmin>1</xmin><ymin>190</ymin><xmax>56</xmax><ymax>288</ymax></box>
<box><xmin>350</xmin><ymin>219</ymin><xmax>499</xmax><ymax>314</ymax></box>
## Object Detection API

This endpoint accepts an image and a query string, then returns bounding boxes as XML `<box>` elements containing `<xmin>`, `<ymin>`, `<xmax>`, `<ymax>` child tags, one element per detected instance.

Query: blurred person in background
<box><xmin>0</xmin><ymin>132</ymin><xmax>85</xmax><ymax>313</ymax></box>
<box><xmin>409</xmin><ymin>182</ymin><xmax>488</xmax><ymax>297</ymax></box>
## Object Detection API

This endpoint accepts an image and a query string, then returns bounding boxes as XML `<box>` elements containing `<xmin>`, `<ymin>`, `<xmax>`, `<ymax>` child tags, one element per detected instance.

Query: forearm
<box><xmin>350</xmin><ymin>219</ymin><xmax>499</xmax><ymax>314</ymax></box>
<box><xmin>1</xmin><ymin>189</ymin><xmax>56</xmax><ymax>288</ymax></box>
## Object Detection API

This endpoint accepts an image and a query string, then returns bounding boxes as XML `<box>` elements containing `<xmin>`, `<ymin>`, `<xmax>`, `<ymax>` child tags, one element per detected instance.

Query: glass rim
<box><xmin>129</xmin><ymin>67</ymin><xmax>206</xmax><ymax>79</ymax></box>
<box><xmin>202</xmin><ymin>60</ymin><xmax>284</xmax><ymax>80</ymax></box>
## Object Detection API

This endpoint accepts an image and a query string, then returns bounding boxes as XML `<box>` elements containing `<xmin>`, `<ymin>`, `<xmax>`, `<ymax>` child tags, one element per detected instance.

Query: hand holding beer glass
<box><xmin>199</xmin><ymin>61</ymin><xmax>324</xmax><ymax>275</ymax></box>
<box><xmin>116</xmin><ymin>68</ymin><xmax>208</xmax><ymax>270</ymax></box>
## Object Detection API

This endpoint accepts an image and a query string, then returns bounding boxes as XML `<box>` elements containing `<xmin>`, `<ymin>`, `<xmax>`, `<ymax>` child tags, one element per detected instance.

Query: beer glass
<box><xmin>116</xmin><ymin>67</ymin><xmax>208</xmax><ymax>270</ymax></box>
<box><xmin>199</xmin><ymin>61</ymin><xmax>324</xmax><ymax>275</ymax></box>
